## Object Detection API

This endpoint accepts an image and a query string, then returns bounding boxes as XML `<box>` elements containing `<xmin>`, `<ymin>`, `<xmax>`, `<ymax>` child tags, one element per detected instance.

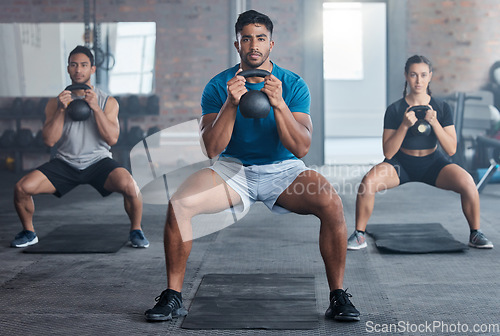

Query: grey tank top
<box><xmin>54</xmin><ymin>87</ymin><xmax>112</xmax><ymax>170</ymax></box>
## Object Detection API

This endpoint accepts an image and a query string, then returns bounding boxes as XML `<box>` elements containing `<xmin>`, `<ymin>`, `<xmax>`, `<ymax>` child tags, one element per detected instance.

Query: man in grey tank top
<box><xmin>11</xmin><ymin>45</ymin><xmax>149</xmax><ymax>249</ymax></box>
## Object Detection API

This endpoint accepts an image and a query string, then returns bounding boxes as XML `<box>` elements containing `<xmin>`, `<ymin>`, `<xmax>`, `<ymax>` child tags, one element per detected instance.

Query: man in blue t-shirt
<box><xmin>200</xmin><ymin>62</ymin><xmax>311</xmax><ymax>165</ymax></box>
<box><xmin>145</xmin><ymin>9</ymin><xmax>360</xmax><ymax>323</ymax></box>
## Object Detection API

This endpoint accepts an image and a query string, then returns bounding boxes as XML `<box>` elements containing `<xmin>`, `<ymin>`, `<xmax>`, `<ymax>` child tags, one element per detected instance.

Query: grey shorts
<box><xmin>210</xmin><ymin>158</ymin><xmax>309</xmax><ymax>214</ymax></box>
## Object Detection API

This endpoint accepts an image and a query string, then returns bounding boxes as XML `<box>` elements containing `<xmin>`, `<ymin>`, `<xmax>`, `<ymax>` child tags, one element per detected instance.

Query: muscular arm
<box><xmin>262</xmin><ymin>74</ymin><xmax>312</xmax><ymax>158</ymax></box>
<box><xmin>200</xmin><ymin>72</ymin><xmax>312</xmax><ymax>159</ymax></box>
<box><xmin>85</xmin><ymin>90</ymin><xmax>120</xmax><ymax>146</ymax></box>
<box><xmin>43</xmin><ymin>89</ymin><xmax>120</xmax><ymax>147</ymax></box>
<box><xmin>200</xmin><ymin>103</ymin><xmax>237</xmax><ymax>159</ymax></box>
<box><xmin>42</xmin><ymin>98</ymin><xmax>66</xmax><ymax>147</ymax></box>
<box><xmin>274</xmin><ymin>106</ymin><xmax>312</xmax><ymax>159</ymax></box>
<box><xmin>200</xmin><ymin>71</ymin><xmax>246</xmax><ymax>158</ymax></box>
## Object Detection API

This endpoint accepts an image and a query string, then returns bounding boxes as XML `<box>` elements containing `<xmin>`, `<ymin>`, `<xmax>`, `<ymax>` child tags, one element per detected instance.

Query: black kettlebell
<box><xmin>65</xmin><ymin>84</ymin><xmax>92</xmax><ymax>121</ymax></box>
<box><xmin>238</xmin><ymin>69</ymin><xmax>272</xmax><ymax>119</ymax></box>
<box><xmin>409</xmin><ymin>105</ymin><xmax>431</xmax><ymax>136</ymax></box>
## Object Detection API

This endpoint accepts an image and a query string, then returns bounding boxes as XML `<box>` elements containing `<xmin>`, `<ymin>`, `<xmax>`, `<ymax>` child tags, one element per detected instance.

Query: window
<box><xmin>108</xmin><ymin>22</ymin><xmax>156</xmax><ymax>94</ymax></box>
<box><xmin>323</xmin><ymin>3</ymin><xmax>363</xmax><ymax>80</ymax></box>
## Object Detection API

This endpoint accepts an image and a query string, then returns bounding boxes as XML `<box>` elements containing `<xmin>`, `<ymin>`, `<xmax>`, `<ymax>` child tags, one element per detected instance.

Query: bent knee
<box><xmin>318</xmin><ymin>198</ymin><xmax>346</xmax><ymax>227</ymax></box>
<box><xmin>169</xmin><ymin>191</ymin><xmax>198</xmax><ymax>212</ymax></box>
<box><xmin>358</xmin><ymin>175</ymin><xmax>392</xmax><ymax>195</ymax></box>
<box><xmin>458</xmin><ymin>180</ymin><xmax>479</xmax><ymax>197</ymax></box>
<box><xmin>117</xmin><ymin>177</ymin><xmax>140</xmax><ymax>198</ymax></box>
<box><xmin>15</xmin><ymin>179</ymin><xmax>34</xmax><ymax>197</ymax></box>
<box><xmin>313</xmin><ymin>192</ymin><xmax>344</xmax><ymax>218</ymax></box>
<box><xmin>167</xmin><ymin>193</ymin><xmax>201</xmax><ymax>222</ymax></box>
<box><xmin>14</xmin><ymin>181</ymin><xmax>28</xmax><ymax>197</ymax></box>
<box><xmin>357</xmin><ymin>178</ymin><xmax>377</xmax><ymax>196</ymax></box>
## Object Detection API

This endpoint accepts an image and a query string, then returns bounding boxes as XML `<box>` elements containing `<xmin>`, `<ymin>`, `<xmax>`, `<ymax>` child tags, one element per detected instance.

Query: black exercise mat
<box><xmin>23</xmin><ymin>224</ymin><xmax>129</xmax><ymax>254</ymax></box>
<box><xmin>182</xmin><ymin>273</ymin><xmax>318</xmax><ymax>330</ymax></box>
<box><xmin>367</xmin><ymin>223</ymin><xmax>468</xmax><ymax>254</ymax></box>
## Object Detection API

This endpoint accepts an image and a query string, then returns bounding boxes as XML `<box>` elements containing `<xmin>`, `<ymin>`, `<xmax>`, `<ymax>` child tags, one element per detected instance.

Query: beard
<box><xmin>240</xmin><ymin>49</ymin><xmax>270</xmax><ymax>69</ymax></box>
<box><xmin>70</xmin><ymin>74</ymin><xmax>90</xmax><ymax>84</ymax></box>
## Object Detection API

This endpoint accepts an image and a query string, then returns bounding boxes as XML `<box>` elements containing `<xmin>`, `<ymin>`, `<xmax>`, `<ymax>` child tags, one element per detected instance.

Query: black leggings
<box><xmin>383</xmin><ymin>150</ymin><xmax>452</xmax><ymax>186</ymax></box>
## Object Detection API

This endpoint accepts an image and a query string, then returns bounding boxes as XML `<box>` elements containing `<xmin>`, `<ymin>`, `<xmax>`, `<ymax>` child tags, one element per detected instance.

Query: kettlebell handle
<box><xmin>239</xmin><ymin>69</ymin><xmax>271</xmax><ymax>79</ymax></box>
<box><xmin>408</xmin><ymin>105</ymin><xmax>430</xmax><ymax>113</ymax></box>
<box><xmin>65</xmin><ymin>84</ymin><xmax>91</xmax><ymax>91</ymax></box>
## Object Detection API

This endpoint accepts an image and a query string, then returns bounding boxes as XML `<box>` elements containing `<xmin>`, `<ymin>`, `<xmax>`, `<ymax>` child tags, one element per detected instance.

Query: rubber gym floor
<box><xmin>0</xmin><ymin>165</ymin><xmax>499</xmax><ymax>336</ymax></box>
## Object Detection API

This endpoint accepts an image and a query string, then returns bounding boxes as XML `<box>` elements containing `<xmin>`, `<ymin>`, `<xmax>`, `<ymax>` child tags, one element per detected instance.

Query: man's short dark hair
<box><xmin>235</xmin><ymin>10</ymin><xmax>273</xmax><ymax>38</ymax></box>
<box><xmin>68</xmin><ymin>45</ymin><xmax>95</xmax><ymax>66</ymax></box>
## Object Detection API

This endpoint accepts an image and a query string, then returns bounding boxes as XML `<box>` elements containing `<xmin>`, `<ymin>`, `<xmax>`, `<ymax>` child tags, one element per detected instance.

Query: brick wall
<box><xmin>0</xmin><ymin>0</ymin><xmax>231</xmax><ymax>119</ymax></box>
<box><xmin>407</xmin><ymin>0</ymin><xmax>500</xmax><ymax>95</ymax></box>
<box><xmin>1</xmin><ymin>0</ymin><xmax>498</xmax><ymax>109</ymax></box>
<box><xmin>0</xmin><ymin>0</ymin><xmax>303</xmax><ymax>119</ymax></box>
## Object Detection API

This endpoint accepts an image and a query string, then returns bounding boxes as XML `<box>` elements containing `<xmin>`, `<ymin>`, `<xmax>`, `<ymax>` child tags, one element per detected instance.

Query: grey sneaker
<box><xmin>11</xmin><ymin>230</ymin><xmax>38</xmax><ymax>248</ymax></box>
<box><xmin>129</xmin><ymin>230</ymin><xmax>150</xmax><ymax>248</ymax></box>
<box><xmin>469</xmin><ymin>230</ymin><xmax>493</xmax><ymax>249</ymax></box>
<box><xmin>347</xmin><ymin>230</ymin><xmax>367</xmax><ymax>250</ymax></box>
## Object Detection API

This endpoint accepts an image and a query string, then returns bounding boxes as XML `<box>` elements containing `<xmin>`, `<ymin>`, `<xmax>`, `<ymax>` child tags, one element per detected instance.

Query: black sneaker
<box><xmin>325</xmin><ymin>289</ymin><xmax>360</xmax><ymax>321</ymax></box>
<box><xmin>145</xmin><ymin>289</ymin><xmax>188</xmax><ymax>322</ymax></box>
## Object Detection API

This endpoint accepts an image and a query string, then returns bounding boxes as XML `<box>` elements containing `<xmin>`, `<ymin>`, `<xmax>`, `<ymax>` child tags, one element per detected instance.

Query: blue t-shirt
<box><xmin>201</xmin><ymin>63</ymin><xmax>311</xmax><ymax>165</ymax></box>
<box><xmin>383</xmin><ymin>97</ymin><xmax>454</xmax><ymax>150</ymax></box>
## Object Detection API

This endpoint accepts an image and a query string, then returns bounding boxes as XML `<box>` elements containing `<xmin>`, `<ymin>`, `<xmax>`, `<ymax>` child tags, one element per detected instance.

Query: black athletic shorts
<box><xmin>383</xmin><ymin>149</ymin><xmax>453</xmax><ymax>186</ymax></box>
<box><xmin>37</xmin><ymin>158</ymin><xmax>122</xmax><ymax>198</ymax></box>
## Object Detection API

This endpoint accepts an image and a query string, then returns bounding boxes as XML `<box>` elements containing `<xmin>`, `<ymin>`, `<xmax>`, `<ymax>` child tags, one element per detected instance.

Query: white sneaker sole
<box><xmin>468</xmin><ymin>242</ymin><xmax>494</xmax><ymax>249</ymax></box>
<box><xmin>130</xmin><ymin>241</ymin><xmax>150</xmax><ymax>248</ymax></box>
<box><xmin>347</xmin><ymin>242</ymin><xmax>367</xmax><ymax>250</ymax></box>
<box><xmin>13</xmin><ymin>236</ymin><xmax>39</xmax><ymax>248</ymax></box>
